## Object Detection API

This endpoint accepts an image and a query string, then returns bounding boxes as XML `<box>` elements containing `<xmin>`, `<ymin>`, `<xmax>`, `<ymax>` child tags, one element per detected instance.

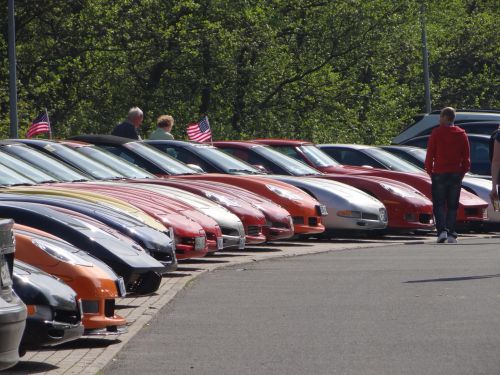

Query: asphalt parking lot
<box><xmin>4</xmin><ymin>232</ymin><xmax>500</xmax><ymax>375</ymax></box>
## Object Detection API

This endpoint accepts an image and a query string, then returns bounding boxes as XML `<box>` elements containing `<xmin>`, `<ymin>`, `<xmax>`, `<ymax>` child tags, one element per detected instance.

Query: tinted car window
<box><xmin>299</xmin><ymin>145</ymin><xmax>340</xmax><ymax>167</ymax></box>
<box><xmin>402</xmin><ymin>137</ymin><xmax>429</xmax><ymax>148</ymax></box>
<box><xmin>2</xmin><ymin>145</ymin><xmax>90</xmax><ymax>182</ymax></box>
<box><xmin>469</xmin><ymin>139</ymin><xmax>490</xmax><ymax>162</ymax></box>
<box><xmin>418</xmin><ymin>123</ymin><xmax>500</xmax><ymax>136</ymax></box>
<box><xmin>223</xmin><ymin>147</ymin><xmax>283</xmax><ymax>174</ymax></box>
<box><xmin>101</xmin><ymin>146</ymin><xmax>166</xmax><ymax>175</ymax></box>
<box><xmin>382</xmin><ymin>148</ymin><xmax>424</xmax><ymax>169</ymax></box>
<box><xmin>76</xmin><ymin>146</ymin><xmax>155</xmax><ymax>179</ymax></box>
<box><xmin>272</xmin><ymin>146</ymin><xmax>302</xmax><ymax>160</ymax></box>
<box><xmin>458</xmin><ymin>123</ymin><xmax>500</xmax><ymax>135</ymax></box>
<box><xmin>168</xmin><ymin>148</ymin><xmax>214</xmax><ymax>172</ymax></box>
<box><xmin>322</xmin><ymin>148</ymin><xmax>383</xmax><ymax>167</ymax></box>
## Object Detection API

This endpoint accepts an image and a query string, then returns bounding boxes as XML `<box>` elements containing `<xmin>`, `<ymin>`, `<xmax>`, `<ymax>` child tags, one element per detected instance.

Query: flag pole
<box><xmin>45</xmin><ymin>107</ymin><xmax>52</xmax><ymax>139</ymax></box>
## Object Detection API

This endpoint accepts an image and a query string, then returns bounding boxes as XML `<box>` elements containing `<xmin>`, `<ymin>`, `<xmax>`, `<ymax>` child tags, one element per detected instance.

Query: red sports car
<box><xmin>211</xmin><ymin>141</ymin><xmax>434</xmax><ymax>232</ymax></box>
<box><xmin>257</xmin><ymin>140</ymin><xmax>487</xmax><ymax>227</ymax></box>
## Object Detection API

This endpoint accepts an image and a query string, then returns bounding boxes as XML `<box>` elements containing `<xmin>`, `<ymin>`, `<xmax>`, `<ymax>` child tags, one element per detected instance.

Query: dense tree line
<box><xmin>1</xmin><ymin>0</ymin><xmax>498</xmax><ymax>144</ymax></box>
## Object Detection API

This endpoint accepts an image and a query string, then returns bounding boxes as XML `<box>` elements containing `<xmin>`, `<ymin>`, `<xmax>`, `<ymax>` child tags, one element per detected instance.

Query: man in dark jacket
<box><xmin>111</xmin><ymin>107</ymin><xmax>143</xmax><ymax>140</ymax></box>
<box><xmin>425</xmin><ymin>107</ymin><xmax>470</xmax><ymax>244</ymax></box>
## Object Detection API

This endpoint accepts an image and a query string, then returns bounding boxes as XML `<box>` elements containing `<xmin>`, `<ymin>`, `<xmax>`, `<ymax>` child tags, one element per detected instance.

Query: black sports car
<box><xmin>0</xmin><ymin>202</ymin><xmax>166</xmax><ymax>294</ymax></box>
<box><xmin>13</xmin><ymin>260</ymin><xmax>84</xmax><ymax>355</ymax></box>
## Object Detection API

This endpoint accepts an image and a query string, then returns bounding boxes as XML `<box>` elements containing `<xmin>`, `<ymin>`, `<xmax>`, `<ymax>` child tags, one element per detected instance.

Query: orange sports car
<box><xmin>14</xmin><ymin>224</ymin><xmax>127</xmax><ymax>334</ymax></box>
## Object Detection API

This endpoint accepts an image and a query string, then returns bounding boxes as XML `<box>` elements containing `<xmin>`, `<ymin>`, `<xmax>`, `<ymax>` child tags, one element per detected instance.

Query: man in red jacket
<box><xmin>425</xmin><ymin>107</ymin><xmax>470</xmax><ymax>244</ymax></box>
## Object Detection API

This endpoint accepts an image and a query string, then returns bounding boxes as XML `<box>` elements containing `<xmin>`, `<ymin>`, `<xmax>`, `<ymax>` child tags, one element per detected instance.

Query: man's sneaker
<box><xmin>447</xmin><ymin>236</ymin><xmax>458</xmax><ymax>244</ymax></box>
<box><xmin>437</xmin><ymin>231</ymin><xmax>448</xmax><ymax>243</ymax></box>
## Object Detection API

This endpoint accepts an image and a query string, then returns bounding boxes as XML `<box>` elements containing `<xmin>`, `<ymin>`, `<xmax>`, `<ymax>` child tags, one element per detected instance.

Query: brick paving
<box><xmin>4</xmin><ymin>233</ymin><xmax>498</xmax><ymax>375</ymax></box>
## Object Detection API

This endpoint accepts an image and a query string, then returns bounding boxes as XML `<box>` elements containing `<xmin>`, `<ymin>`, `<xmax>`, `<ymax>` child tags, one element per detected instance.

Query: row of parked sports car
<box><xmin>0</xmin><ymin>129</ymin><xmax>495</xmax><ymax>370</ymax></box>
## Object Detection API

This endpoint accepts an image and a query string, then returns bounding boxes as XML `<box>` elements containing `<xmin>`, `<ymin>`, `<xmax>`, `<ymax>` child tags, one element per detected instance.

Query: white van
<box><xmin>392</xmin><ymin>110</ymin><xmax>500</xmax><ymax>144</ymax></box>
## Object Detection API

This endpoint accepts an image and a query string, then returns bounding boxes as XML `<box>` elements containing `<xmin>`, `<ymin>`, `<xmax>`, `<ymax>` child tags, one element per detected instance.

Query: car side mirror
<box><xmin>186</xmin><ymin>164</ymin><xmax>205</xmax><ymax>173</ymax></box>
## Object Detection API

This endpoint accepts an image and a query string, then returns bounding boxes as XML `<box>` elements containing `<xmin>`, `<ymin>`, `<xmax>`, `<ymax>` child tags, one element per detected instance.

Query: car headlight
<box><xmin>266</xmin><ymin>184</ymin><xmax>302</xmax><ymax>201</ymax></box>
<box><xmin>205</xmin><ymin>192</ymin><xmax>241</xmax><ymax>207</ymax></box>
<box><xmin>32</xmin><ymin>239</ymin><xmax>94</xmax><ymax>267</ymax></box>
<box><xmin>26</xmin><ymin>304</ymin><xmax>53</xmax><ymax>320</ymax></box>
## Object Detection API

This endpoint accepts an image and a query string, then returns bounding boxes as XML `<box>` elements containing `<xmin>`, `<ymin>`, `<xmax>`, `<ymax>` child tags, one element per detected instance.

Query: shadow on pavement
<box><xmin>207</xmin><ymin>253</ymin><xmax>250</xmax><ymax>258</ymax></box>
<box><xmin>10</xmin><ymin>361</ymin><xmax>58</xmax><ymax>373</ymax></box>
<box><xmin>180</xmin><ymin>258</ymin><xmax>230</xmax><ymax>264</ymax></box>
<box><xmin>163</xmin><ymin>272</ymin><xmax>193</xmax><ymax>278</ymax></box>
<box><xmin>56</xmin><ymin>337</ymin><xmax>122</xmax><ymax>349</ymax></box>
<box><xmin>405</xmin><ymin>274</ymin><xmax>500</xmax><ymax>283</ymax></box>
<box><xmin>238</xmin><ymin>247</ymin><xmax>283</xmax><ymax>253</ymax></box>
<box><xmin>174</xmin><ymin>266</ymin><xmax>204</xmax><ymax>272</ymax></box>
<box><xmin>271</xmin><ymin>242</ymin><xmax>314</xmax><ymax>247</ymax></box>
<box><xmin>115</xmin><ymin>304</ymin><xmax>140</xmax><ymax>309</ymax></box>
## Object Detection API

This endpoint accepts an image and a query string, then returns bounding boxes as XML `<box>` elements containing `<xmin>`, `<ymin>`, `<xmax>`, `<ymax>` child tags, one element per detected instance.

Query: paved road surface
<box><xmin>104</xmin><ymin>238</ymin><xmax>500</xmax><ymax>375</ymax></box>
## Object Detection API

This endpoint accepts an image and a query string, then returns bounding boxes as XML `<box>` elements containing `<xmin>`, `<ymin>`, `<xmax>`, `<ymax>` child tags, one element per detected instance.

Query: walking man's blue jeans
<box><xmin>431</xmin><ymin>173</ymin><xmax>463</xmax><ymax>238</ymax></box>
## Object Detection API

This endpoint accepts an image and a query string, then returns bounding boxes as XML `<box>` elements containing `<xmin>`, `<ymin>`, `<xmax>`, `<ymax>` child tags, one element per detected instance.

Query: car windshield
<box><xmin>76</xmin><ymin>145</ymin><xmax>155</xmax><ymax>179</ymax></box>
<box><xmin>404</xmin><ymin>148</ymin><xmax>426</xmax><ymax>163</ymax></box>
<box><xmin>2</xmin><ymin>144</ymin><xmax>91</xmax><ymax>182</ymax></box>
<box><xmin>125</xmin><ymin>142</ymin><xmax>200</xmax><ymax>175</ymax></box>
<box><xmin>0</xmin><ymin>163</ymin><xmax>37</xmax><ymax>186</ymax></box>
<box><xmin>254</xmin><ymin>146</ymin><xmax>322</xmax><ymax>176</ymax></box>
<box><xmin>0</xmin><ymin>151</ymin><xmax>58</xmax><ymax>183</ymax></box>
<box><xmin>194</xmin><ymin>145</ymin><xmax>264</xmax><ymax>174</ymax></box>
<box><xmin>366</xmin><ymin>148</ymin><xmax>424</xmax><ymax>172</ymax></box>
<box><xmin>299</xmin><ymin>145</ymin><xmax>340</xmax><ymax>167</ymax></box>
<box><xmin>39</xmin><ymin>143</ymin><xmax>123</xmax><ymax>180</ymax></box>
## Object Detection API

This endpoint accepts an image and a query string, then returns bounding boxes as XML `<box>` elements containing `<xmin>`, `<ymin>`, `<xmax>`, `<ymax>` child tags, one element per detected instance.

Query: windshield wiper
<box><xmin>70</xmin><ymin>178</ymin><xmax>90</xmax><ymax>182</ymax></box>
<box><xmin>8</xmin><ymin>183</ymin><xmax>35</xmax><ymax>186</ymax></box>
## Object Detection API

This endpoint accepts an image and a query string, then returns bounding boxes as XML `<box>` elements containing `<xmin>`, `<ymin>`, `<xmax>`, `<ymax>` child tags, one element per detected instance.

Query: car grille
<box><xmin>154</xmin><ymin>252</ymin><xmax>174</xmax><ymax>262</ymax></box>
<box><xmin>104</xmin><ymin>299</ymin><xmax>115</xmax><ymax>318</ymax></box>
<box><xmin>81</xmin><ymin>300</ymin><xmax>99</xmax><ymax>314</ymax></box>
<box><xmin>246</xmin><ymin>226</ymin><xmax>261</xmax><ymax>236</ymax></box>
<box><xmin>308</xmin><ymin>217</ymin><xmax>319</xmax><ymax>226</ymax></box>
<box><xmin>362</xmin><ymin>213</ymin><xmax>379</xmax><ymax>221</ymax></box>
<box><xmin>269</xmin><ymin>221</ymin><xmax>289</xmax><ymax>229</ymax></box>
<box><xmin>464</xmin><ymin>208</ymin><xmax>481</xmax><ymax>216</ymax></box>
<box><xmin>220</xmin><ymin>226</ymin><xmax>240</xmax><ymax>236</ymax></box>
<box><xmin>54</xmin><ymin>308</ymin><xmax>81</xmax><ymax>325</ymax></box>
<box><xmin>292</xmin><ymin>216</ymin><xmax>305</xmax><ymax>225</ymax></box>
<box><xmin>419</xmin><ymin>214</ymin><xmax>433</xmax><ymax>224</ymax></box>
<box><xmin>206</xmin><ymin>232</ymin><xmax>218</xmax><ymax>241</ymax></box>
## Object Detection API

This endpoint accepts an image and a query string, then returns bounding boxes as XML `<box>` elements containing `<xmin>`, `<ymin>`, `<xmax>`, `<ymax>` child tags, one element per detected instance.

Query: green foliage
<box><xmin>0</xmin><ymin>0</ymin><xmax>498</xmax><ymax>144</ymax></box>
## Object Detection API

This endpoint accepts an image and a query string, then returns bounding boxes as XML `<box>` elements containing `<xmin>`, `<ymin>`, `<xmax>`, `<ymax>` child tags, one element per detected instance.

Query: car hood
<box><xmin>13</xmin><ymin>260</ymin><xmax>78</xmax><ymax>311</ymax></box>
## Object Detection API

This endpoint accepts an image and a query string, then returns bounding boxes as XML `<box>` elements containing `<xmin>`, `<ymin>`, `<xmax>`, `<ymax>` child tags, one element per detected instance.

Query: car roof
<box><xmin>317</xmin><ymin>144</ymin><xmax>374</xmax><ymax>150</ymax></box>
<box><xmin>68</xmin><ymin>134</ymin><xmax>135</xmax><ymax>145</ymax></box>
<box><xmin>58</xmin><ymin>140</ymin><xmax>91</xmax><ymax>148</ymax></box>
<box><xmin>144</xmin><ymin>140</ymin><xmax>202</xmax><ymax>147</ymax></box>
<box><xmin>393</xmin><ymin>110</ymin><xmax>500</xmax><ymax>144</ymax></box>
<box><xmin>405</xmin><ymin>133</ymin><xmax>491</xmax><ymax>141</ymax></box>
<box><xmin>381</xmin><ymin>145</ymin><xmax>423</xmax><ymax>151</ymax></box>
<box><xmin>0</xmin><ymin>140</ymin><xmax>24</xmax><ymax>147</ymax></box>
<box><xmin>251</xmin><ymin>139</ymin><xmax>313</xmax><ymax>146</ymax></box>
<box><xmin>212</xmin><ymin>141</ymin><xmax>262</xmax><ymax>149</ymax></box>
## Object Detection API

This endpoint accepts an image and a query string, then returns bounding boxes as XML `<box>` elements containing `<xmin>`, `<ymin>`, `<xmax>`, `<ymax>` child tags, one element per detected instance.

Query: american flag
<box><xmin>187</xmin><ymin>116</ymin><xmax>212</xmax><ymax>142</ymax></box>
<box><xmin>26</xmin><ymin>112</ymin><xmax>51</xmax><ymax>138</ymax></box>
